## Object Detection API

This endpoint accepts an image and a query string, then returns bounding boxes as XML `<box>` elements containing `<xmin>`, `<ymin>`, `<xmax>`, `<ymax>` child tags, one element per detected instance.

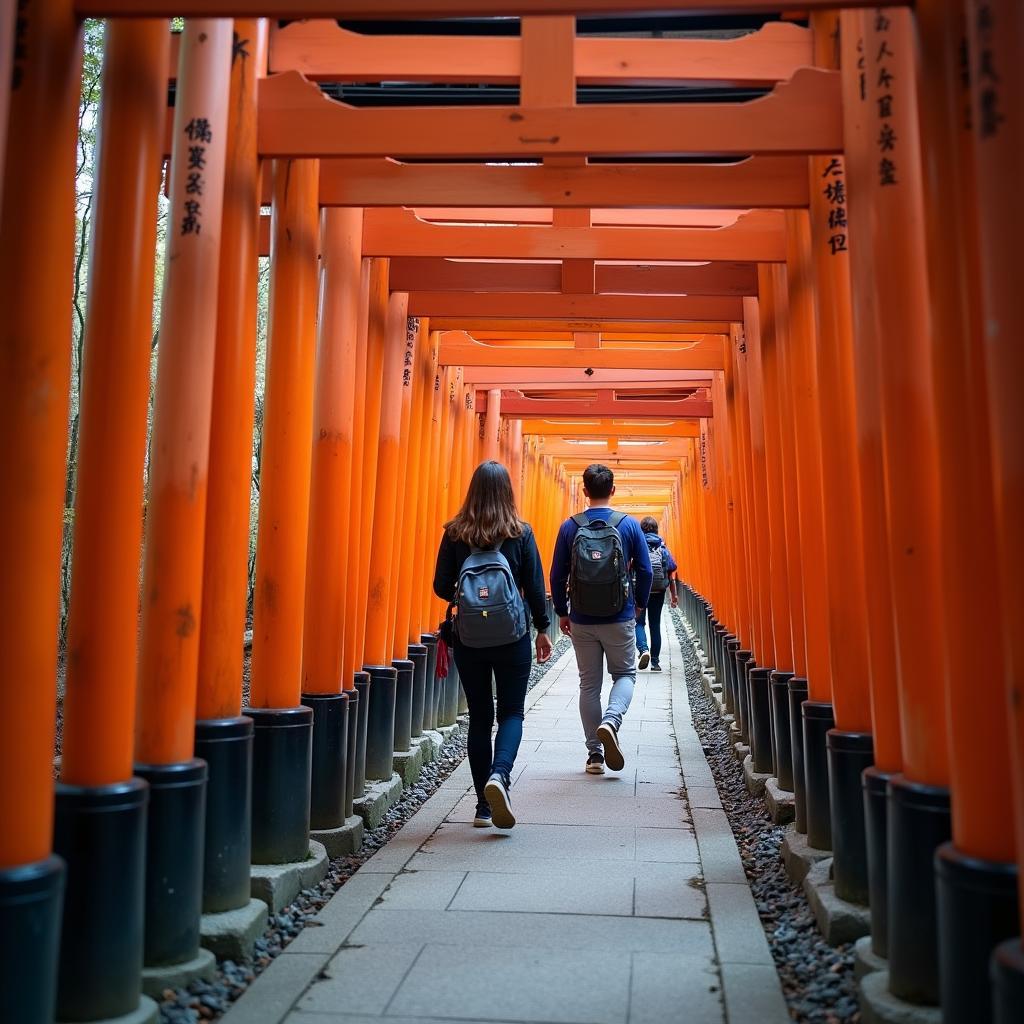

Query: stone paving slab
<box><xmin>228</xmin><ymin>622</ymin><xmax>788</xmax><ymax>1024</ymax></box>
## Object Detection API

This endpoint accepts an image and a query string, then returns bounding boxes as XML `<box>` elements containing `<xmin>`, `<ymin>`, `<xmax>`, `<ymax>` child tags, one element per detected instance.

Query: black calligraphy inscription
<box><xmin>181</xmin><ymin>117</ymin><xmax>213</xmax><ymax>235</ymax></box>
<box><xmin>974</xmin><ymin>3</ymin><xmax>1005</xmax><ymax>138</ymax></box>
<box><xmin>874</xmin><ymin>12</ymin><xmax>898</xmax><ymax>186</ymax></box>
<box><xmin>821</xmin><ymin>157</ymin><xmax>849</xmax><ymax>256</ymax></box>
<box><xmin>11</xmin><ymin>1</ymin><xmax>29</xmax><ymax>91</ymax></box>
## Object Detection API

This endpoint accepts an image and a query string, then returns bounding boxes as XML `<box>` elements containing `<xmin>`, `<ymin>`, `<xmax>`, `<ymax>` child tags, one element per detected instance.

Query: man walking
<box><xmin>549</xmin><ymin>464</ymin><xmax>653</xmax><ymax>774</ymax></box>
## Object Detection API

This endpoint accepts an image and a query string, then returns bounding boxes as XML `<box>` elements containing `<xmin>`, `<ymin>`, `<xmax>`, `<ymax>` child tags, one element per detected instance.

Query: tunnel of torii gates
<box><xmin>0</xmin><ymin>1</ymin><xmax>1022</xmax><ymax>1023</ymax></box>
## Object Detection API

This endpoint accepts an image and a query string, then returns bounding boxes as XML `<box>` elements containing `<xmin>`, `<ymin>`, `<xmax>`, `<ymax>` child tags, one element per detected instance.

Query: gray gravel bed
<box><xmin>670</xmin><ymin>612</ymin><xmax>860</xmax><ymax>1024</ymax></box>
<box><xmin>158</xmin><ymin>633</ymin><xmax>571</xmax><ymax>1024</ymax></box>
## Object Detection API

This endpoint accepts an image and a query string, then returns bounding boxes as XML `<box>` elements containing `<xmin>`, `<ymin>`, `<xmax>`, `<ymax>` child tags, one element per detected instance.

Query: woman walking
<box><xmin>433</xmin><ymin>461</ymin><xmax>552</xmax><ymax>829</ymax></box>
<box><xmin>634</xmin><ymin>516</ymin><xmax>678</xmax><ymax>671</ymax></box>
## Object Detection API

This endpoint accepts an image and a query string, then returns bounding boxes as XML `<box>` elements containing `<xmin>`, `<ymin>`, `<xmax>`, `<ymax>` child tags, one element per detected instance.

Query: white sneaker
<box><xmin>484</xmin><ymin>773</ymin><xmax>515</xmax><ymax>829</ymax></box>
<box><xmin>597</xmin><ymin>721</ymin><xmax>625</xmax><ymax>772</ymax></box>
<box><xmin>638</xmin><ymin>651</ymin><xmax>651</xmax><ymax>670</ymax></box>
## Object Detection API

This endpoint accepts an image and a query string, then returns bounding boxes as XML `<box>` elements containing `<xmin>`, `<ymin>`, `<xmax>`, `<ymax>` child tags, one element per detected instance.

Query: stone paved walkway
<box><xmin>224</xmin><ymin>616</ymin><xmax>789</xmax><ymax>1024</ymax></box>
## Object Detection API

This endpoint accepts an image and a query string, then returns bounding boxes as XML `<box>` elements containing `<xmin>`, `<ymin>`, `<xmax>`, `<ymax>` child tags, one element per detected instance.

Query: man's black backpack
<box><xmin>647</xmin><ymin>537</ymin><xmax>668</xmax><ymax>593</ymax></box>
<box><xmin>568</xmin><ymin>511</ymin><xmax>629</xmax><ymax>617</ymax></box>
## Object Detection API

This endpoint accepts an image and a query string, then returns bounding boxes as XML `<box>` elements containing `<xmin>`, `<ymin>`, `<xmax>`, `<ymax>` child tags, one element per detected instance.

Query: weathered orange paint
<box><xmin>63</xmin><ymin>20</ymin><xmax>169</xmax><ymax>786</ymax></box>
<box><xmin>0</xmin><ymin>0</ymin><xmax>82</xmax><ymax>867</ymax></box>
<box><xmin>249</xmin><ymin>158</ymin><xmax>320</xmax><ymax>710</ymax></box>
<box><xmin>197</xmin><ymin>17</ymin><xmax>263</xmax><ymax>722</ymax></box>
<box><xmin>302</xmin><ymin>208</ymin><xmax>362</xmax><ymax>694</ymax></box>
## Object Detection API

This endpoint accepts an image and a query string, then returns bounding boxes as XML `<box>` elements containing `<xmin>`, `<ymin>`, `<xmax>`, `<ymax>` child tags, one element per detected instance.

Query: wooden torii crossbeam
<box><xmin>478</xmin><ymin>390</ymin><xmax>713</xmax><ymax>418</ymax></box>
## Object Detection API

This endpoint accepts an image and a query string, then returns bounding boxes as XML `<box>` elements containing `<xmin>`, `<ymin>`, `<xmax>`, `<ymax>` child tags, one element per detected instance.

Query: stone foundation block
<box><xmin>803</xmin><ymin>857</ymin><xmax>872</xmax><ymax>946</ymax></box>
<box><xmin>859</xmin><ymin>969</ymin><xmax>941</xmax><ymax>1024</ymax></box>
<box><xmin>781</xmin><ymin>822</ymin><xmax>832</xmax><ymax>885</ymax></box>
<box><xmin>765</xmin><ymin>777</ymin><xmax>796</xmax><ymax>824</ymax></box>
<box><xmin>855</xmin><ymin>935</ymin><xmax>888</xmax><ymax>980</ymax></box>
<box><xmin>733</xmin><ymin>740</ymin><xmax>751</xmax><ymax>763</ymax></box>
<box><xmin>310</xmin><ymin>815</ymin><xmax>365</xmax><ymax>859</ymax></box>
<box><xmin>141</xmin><ymin>948</ymin><xmax>217</xmax><ymax>998</ymax></box>
<box><xmin>417</xmin><ymin>730</ymin><xmax>443</xmax><ymax>765</ymax></box>
<box><xmin>742</xmin><ymin>754</ymin><xmax>771</xmax><ymax>797</ymax></box>
<box><xmin>200</xmin><ymin>898</ymin><xmax>268</xmax><ymax>961</ymax></box>
<box><xmin>393</xmin><ymin>743</ymin><xmax>425</xmax><ymax>787</ymax></box>
<box><xmin>353</xmin><ymin>773</ymin><xmax>403</xmax><ymax>831</ymax></box>
<box><xmin>250</xmin><ymin>841</ymin><xmax>329</xmax><ymax>913</ymax></box>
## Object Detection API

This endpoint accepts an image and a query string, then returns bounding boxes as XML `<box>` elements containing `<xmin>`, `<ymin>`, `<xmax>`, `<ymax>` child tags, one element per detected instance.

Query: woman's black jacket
<box><xmin>432</xmin><ymin>523</ymin><xmax>551</xmax><ymax>632</ymax></box>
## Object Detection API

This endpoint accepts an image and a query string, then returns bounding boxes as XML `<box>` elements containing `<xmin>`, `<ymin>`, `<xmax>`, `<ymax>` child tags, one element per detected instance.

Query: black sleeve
<box><xmin>432</xmin><ymin>530</ymin><xmax>458</xmax><ymax>602</ymax></box>
<box><xmin>519</xmin><ymin>526</ymin><xmax>551</xmax><ymax>631</ymax></box>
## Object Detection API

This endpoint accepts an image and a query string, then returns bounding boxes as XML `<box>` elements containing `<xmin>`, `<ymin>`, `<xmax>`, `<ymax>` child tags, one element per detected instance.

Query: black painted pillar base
<box><xmin>352</xmin><ymin>671</ymin><xmax>370</xmax><ymax>799</ymax></box>
<box><xmin>420</xmin><ymin>634</ymin><xmax>438</xmax><ymax>734</ymax></box>
<box><xmin>302</xmin><ymin>693</ymin><xmax>348</xmax><ymax>832</ymax></box>
<box><xmin>443</xmin><ymin>661</ymin><xmax>460</xmax><ymax>727</ymax></box>
<box><xmin>134</xmin><ymin>759</ymin><xmax>207</xmax><ymax>967</ymax></box>
<box><xmin>0</xmin><ymin>855</ymin><xmax>64</xmax><ymax>1024</ymax></box>
<box><xmin>392</xmin><ymin>658</ymin><xmax>415</xmax><ymax>753</ymax></box>
<box><xmin>992</xmin><ymin>938</ymin><xmax>1024</xmax><ymax>1024</ymax></box>
<box><xmin>863</xmin><ymin>766</ymin><xmax>893</xmax><ymax>957</ymax></box>
<box><xmin>408</xmin><ymin>643</ymin><xmax>428</xmax><ymax>738</ymax></box>
<box><xmin>887</xmin><ymin>774</ymin><xmax>951</xmax><ymax>1005</ymax></box>
<box><xmin>826</xmin><ymin>730</ymin><xmax>873</xmax><ymax>904</ymax></box>
<box><xmin>53</xmin><ymin>778</ymin><xmax>148</xmax><ymax>1021</ymax></box>
<box><xmin>802</xmin><ymin>700</ymin><xmax>835</xmax><ymax>851</ymax></box>
<box><xmin>344</xmin><ymin>687</ymin><xmax>359</xmax><ymax>819</ymax></box>
<box><xmin>748</xmin><ymin>666</ymin><xmax>774</xmax><ymax>775</ymax></box>
<box><xmin>734</xmin><ymin>649</ymin><xmax>752</xmax><ymax>744</ymax></box>
<box><xmin>363</xmin><ymin>665</ymin><xmax>398</xmax><ymax>782</ymax></box>
<box><xmin>936</xmin><ymin>843</ymin><xmax>1019</xmax><ymax>1024</ymax></box>
<box><xmin>788</xmin><ymin>677</ymin><xmax>810</xmax><ymax>833</ymax></box>
<box><xmin>769</xmin><ymin>671</ymin><xmax>794</xmax><ymax>788</ymax></box>
<box><xmin>245</xmin><ymin>708</ymin><xmax>312</xmax><ymax>865</ymax></box>
<box><xmin>724</xmin><ymin>637</ymin><xmax>740</xmax><ymax>716</ymax></box>
<box><xmin>195</xmin><ymin>716</ymin><xmax>253</xmax><ymax>913</ymax></box>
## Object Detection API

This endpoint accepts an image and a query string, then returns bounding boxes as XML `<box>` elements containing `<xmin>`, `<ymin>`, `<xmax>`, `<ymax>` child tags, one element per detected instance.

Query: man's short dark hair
<box><xmin>583</xmin><ymin>463</ymin><xmax>614</xmax><ymax>500</ymax></box>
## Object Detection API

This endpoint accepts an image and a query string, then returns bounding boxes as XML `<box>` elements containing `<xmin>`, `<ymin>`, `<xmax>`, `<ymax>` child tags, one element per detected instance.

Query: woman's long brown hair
<box><xmin>445</xmin><ymin>461</ymin><xmax>523</xmax><ymax>549</ymax></box>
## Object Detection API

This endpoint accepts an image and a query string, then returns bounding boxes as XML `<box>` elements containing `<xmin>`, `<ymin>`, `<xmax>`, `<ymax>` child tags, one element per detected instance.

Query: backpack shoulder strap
<box><xmin>571</xmin><ymin>513</ymin><xmax>590</xmax><ymax>529</ymax></box>
<box><xmin>607</xmin><ymin>511</ymin><xmax>627</xmax><ymax>529</ymax></box>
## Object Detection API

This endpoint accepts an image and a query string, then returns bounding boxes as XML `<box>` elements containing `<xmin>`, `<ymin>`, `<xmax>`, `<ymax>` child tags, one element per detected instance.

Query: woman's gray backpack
<box><xmin>452</xmin><ymin>544</ymin><xmax>528</xmax><ymax>648</ymax></box>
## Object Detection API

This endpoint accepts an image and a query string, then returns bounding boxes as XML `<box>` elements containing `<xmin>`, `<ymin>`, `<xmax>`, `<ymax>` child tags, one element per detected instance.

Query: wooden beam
<box><xmin>79</xmin><ymin>1</ymin><xmax>905</xmax><ymax>17</ymax></box>
<box><xmin>483</xmin><ymin>392</ymin><xmax>713</xmax><ymax>418</ymax></box>
<box><xmin>363</xmin><ymin>208</ymin><xmax>786</xmax><ymax>262</ymax></box>
<box><xmin>389</xmin><ymin>259</ymin><xmax>758</xmax><ymax>296</ymax></box>
<box><xmin>432</xmin><ymin>318</ymin><xmax>732</xmax><ymax>333</ymax></box>
<box><xmin>268</xmin><ymin>21</ymin><xmax>812</xmax><ymax>87</ymax></box>
<box><xmin>313</xmin><ymin>156</ymin><xmax>811</xmax><ymax>209</ymax></box>
<box><xmin>441</xmin><ymin>337</ymin><xmax>724</xmax><ymax>371</ymax></box>
<box><xmin>463</xmin><ymin>366</ymin><xmax>716</xmax><ymax>386</ymax></box>
<box><xmin>257</xmin><ymin>68</ymin><xmax>843</xmax><ymax>158</ymax></box>
<box><xmin>407</xmin><ymin>292</ymin><xmax>743</xmax><ymax>321</ymax></box>
<box><xmin>411</xmin><ymin>209</ymin><xmax>743</xmax><ymax>226</ymax></box>
<box><xmin>522</xmin><ymin>419</ymin><xmax>699</xmax><ymax>437</ymax></box>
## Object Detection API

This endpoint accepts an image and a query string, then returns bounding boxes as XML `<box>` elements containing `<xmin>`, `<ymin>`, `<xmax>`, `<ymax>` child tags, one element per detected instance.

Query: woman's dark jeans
<box><xmin>635</xmin><ymin>590</ymin><xmax>668</xmax><ymax>664</ymax></box>
<box><xmin>454</xmin><ymin>632</ymin><xmax>532</xmax><ymax>804</ymax></box>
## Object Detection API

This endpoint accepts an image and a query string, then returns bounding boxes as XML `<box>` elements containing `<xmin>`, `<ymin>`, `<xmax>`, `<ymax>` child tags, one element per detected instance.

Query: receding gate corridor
<box><xmin>0</xmin><ymin>5</ymin><xmax>1021</xmax><ymax>1024</ymax></box>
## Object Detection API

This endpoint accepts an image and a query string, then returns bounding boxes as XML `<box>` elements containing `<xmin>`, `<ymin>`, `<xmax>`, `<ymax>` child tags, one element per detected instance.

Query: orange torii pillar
<box><xmin>780</xmin><ymin>214</ymin><xmax>839</xmax><ymax>856</ymax></box>
<box><xmin>838</xmin><ymin>10</ymin><xmax>905</xmax><ymax>961</ymax></box>
<box><xmin>343</xmin><ymin>257</ymin><xmax>373</xmax><ymax>803</ymax></box>
<box><xmin>0</xmin><ymin>1</ymin><xmax>80</xmax><ymax>1018</ymax></box>
<box><xmin>843</xmin><ymin>8</ymin><xmax>952</xmax><ymax>1009</ymax></box>
<box><xmin>363</xmin><ymin>286</ymin><xmax>410</xmax><ymax>780</ymax></box>
<box><xmin>53</xmin><ymin>20</ymin><xmax>167</xmax><ymax>1023</ymax></box>
<box><xmin>247</xmin><ymin>157</ymin><xmax>320</xmax><ymax>867</ymax></box>
<box><xmin>301</xmin><ymin>207</ymin><xmax>363</xmax><ymax>853</ymax></box>
<box><xmin>194</xmin><ymin>16</ymin><xmax>264</xmax><ymax>934</ymax></box>
<box><xmin>134</xmin><ymin>19</ymin><xmax>232</xmax><ymax>989</ymax></box>
<box><xmin>483</xmin><ymin>388</ymin><xmax>502</xmax><ymax>463</ymax></box>
<box><xmin>964</xmin><ymin>0</ymin><xmax>1024</xmax><ymax>1015</ymax></box>
<box><xmin>403</xmin><ymin>325</ymin><xmax>441</xmax><ymax>743</ymax></box>
<box><xmin>757</xmin><ymin>270</ymin><xmax>799</xmax><ymax>795</ymax></box>
<box><xmin>803</xmin><ymin>11</ymin><xmax>877</xmax><ymax>910</ymax></box>
<box><xmin>913</xmin><ymin>1</ymin><xmax>1020</xmax><ymax>1018</ymax></box>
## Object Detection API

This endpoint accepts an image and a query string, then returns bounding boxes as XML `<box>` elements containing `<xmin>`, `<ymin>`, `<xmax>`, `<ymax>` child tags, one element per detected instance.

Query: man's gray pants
<box><xmin>571</xmin><ymin>620</ymin><xmax>637</xmax><ymax>753</ymax></box>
